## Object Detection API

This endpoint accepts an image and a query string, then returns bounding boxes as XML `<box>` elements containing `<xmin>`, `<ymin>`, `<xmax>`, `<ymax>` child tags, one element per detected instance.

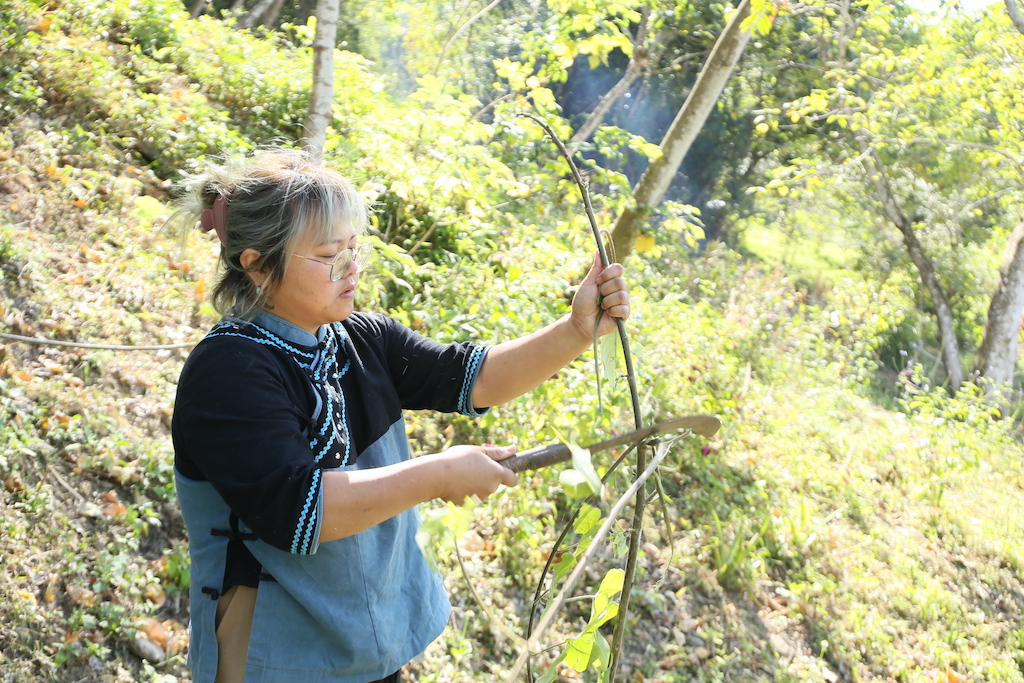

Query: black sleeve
<box><xmin>172</xmin><ymin>340</ymin><xmax>324</xmax><ymax>555</ymax></box>
<box><xmin>369</xmin><ymin>315</ymin><xmax>490</xmax><ymax>416</ymax></box>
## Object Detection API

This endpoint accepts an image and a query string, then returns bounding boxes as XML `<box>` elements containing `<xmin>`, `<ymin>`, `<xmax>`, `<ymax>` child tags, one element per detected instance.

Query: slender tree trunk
<box><xmin>261</xmin><ymin>0</ymin><xmax>288</xmax><ymax>29</ymax></box>
<box><xmin>976</xmin><ymin>220</ymin><xmax>1024</xmax><ymax>397</ymax></box>
<box><xmin>239</xmin><ymin>0</ymin><xmax>276</xmax><ymax>28</ymax></box>
<box><xmin>1006</xmin><ymin>0</ymin><xmax>1024</xmax><ymax>34</ymax></box>
<box><xmin>189</xmin><ymin>0</ymin><xmax>209</xmax><ymax>19</ymax></box>
<box><xmin>302</xmin><ymin>0</ymin><xmax>340</xmax><ymax>159</ymax></box>
<box><xmin>609</xmin><ymin>0</ymin><xmax>751</xmax><ymax>260</ymax></box>
<box><xmin>569</xmin><ymin>8</ymin><xmax>650</xmax><ymax>149</ymax></box>
<box><xmin>861</xmin><ymin>142</ymin><xmax>964</xmax><ymax>391</ymax></box>
<box><xmin>569</xmin><ymin>61</ymin><xmax>644</xmax><ymax>149</ymax></box>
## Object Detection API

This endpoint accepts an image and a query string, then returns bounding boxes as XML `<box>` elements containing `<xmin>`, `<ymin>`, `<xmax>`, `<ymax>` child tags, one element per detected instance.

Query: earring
<box><xmin>256</xmin><ymin>284</ymin><xmax>262</xmax><ymax>296</ymax></box>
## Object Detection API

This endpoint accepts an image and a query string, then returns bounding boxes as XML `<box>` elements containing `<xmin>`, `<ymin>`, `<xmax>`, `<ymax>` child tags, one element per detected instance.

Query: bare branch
<box><xmin>432</xmin><ymin>0</ymin><xmax>504</xmax><ymax>76</ymax></box>
<box><xmin>1006</xmin><ymin>0</ymin><xmax>1024</xmax><ymax>35</ymax></box>
<box><xmin>957</xmin><ymin>187</ymin><xmax>1016</xmax><ymax>220</ymax></box>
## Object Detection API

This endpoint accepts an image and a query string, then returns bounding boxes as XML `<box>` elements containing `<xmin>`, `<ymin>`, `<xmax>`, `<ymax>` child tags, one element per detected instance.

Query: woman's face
<box><xmin>264</xmin><ymin>223</ymin><xmax>360</xmax><ymax>333</ymax></box>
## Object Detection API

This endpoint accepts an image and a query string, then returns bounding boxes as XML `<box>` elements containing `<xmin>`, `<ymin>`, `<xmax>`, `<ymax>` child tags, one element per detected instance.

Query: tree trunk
<box><xmin>569</xmin><ymin>60</ymin><xmax>644</xmax><ymax>149</ymax></box>
<box><xmin>189</xmin><ymin>0</ymin><xmax>209</xmax><ymax>19</ymax></box>
<box><xmin>975</xmin><ymin>220</ymin><xmax>1024</xmax><ymax>395</ymax></box>
<box><xmin>1006</xmin><ymin>0</ymin><xmax>1024</xmax><ymax>34</ymax></box>
<box><xmin>609</xmin><ymin>0</ymin><xmax>751</xmax><ymax>260</ymax></box>
<box><xmin>861</xmin><ymin>142</ymin><xmax>964</xmax><ymax>391</ymax></box>
<box><xmin>239</xmin><ymin>0</ymin><xmax>276</xmax><ymax>28</ymax></box>
<box><xmin>569</xmin><ymin>7</ymin><xmax>650</xmax><ymax>149</ymax></box>
<box><xmin>261</xmin><ymin>0</ymin><xmax>288</xmax><ymax>29</ymax></box>
<box><xmin>301</xmin><ymin>0</ymin><xmax>340</xmax><ymax>159</ymax></box>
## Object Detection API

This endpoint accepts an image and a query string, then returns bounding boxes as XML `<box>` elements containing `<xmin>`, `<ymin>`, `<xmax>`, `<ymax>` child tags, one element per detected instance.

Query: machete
<box><xmin>501</xmin><ymin>415</ymin><xmax>721</xmax><ymax>473</ymax></box>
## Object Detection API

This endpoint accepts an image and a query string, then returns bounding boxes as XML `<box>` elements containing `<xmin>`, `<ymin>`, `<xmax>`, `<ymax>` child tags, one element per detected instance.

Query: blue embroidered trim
<box><xmin>207</xmin><ymin>320</ymin><xmax>316</xmax><ymax>363</ymax></box>
<box><xmin>292</xmin><ymin>469</ymin><xmax>321</xmax><ymax>555</ymax></box>
<box><xmin>458</xmin><ymin>345</ymin><xmax>488</xmax><ymax>415</ymax></box>
<box><xmin>207</xmin><ymin>319</ymin><xmax>349</xmax><ymax>554</ymax></box>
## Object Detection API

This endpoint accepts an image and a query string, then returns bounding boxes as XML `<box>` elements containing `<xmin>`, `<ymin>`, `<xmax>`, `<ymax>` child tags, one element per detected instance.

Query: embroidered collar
<box><xmin>206</xmin><ymin>315</ymin><xmax>354</xmax><ymax>471</ymax></box>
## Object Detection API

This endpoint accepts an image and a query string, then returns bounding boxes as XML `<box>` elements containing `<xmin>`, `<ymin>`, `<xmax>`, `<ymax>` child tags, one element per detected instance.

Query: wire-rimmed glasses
<box><xmin>291</xmin><ymin>242</ymin><xmax>372</xmax><ymax>281</ymax></box>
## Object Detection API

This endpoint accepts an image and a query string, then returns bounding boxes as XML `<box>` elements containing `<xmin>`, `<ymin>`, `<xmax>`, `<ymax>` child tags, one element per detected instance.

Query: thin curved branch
<box><xmin>432</xmin><ymin>0</ymin><xmax>504</xmax><ymax>76</ymax></box>
<box><xmin>515</xmin><ymin>112</ymin><xmax>644</xmax><ymax>683</ymax></box>
<box><xmin>957</xmin><ymin>187</ymin><xmax>1016</xmax><ymax>220</ymax></box>
<box><xmin>876</xmin><ymin>136</ymin><xmax>1024</xmax><ymax>180</ymax></box>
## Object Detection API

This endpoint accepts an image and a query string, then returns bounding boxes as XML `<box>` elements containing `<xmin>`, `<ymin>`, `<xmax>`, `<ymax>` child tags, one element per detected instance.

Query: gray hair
<box><xmin>169</xmin><ymin>149</ymin><xmax>368</xmax><ymax>320</ymax></box>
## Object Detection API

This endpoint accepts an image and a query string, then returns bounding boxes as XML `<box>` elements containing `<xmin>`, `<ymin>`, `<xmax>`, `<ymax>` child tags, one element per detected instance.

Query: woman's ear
<box><xmin>239</xmin><ymin>248</ymin><xmax>262</xmax><ymax>273</ymax></box>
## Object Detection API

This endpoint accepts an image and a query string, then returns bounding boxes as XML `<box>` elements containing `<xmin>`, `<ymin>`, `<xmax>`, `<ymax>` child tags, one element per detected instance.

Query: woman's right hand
<box><xmin>431</xmin><ymin>445</ymin><xmax>519</xmax><ymax>504</ymax></box>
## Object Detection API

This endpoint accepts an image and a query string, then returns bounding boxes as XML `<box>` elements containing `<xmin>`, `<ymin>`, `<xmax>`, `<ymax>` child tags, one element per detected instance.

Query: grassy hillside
<box><xmin>3</xmin><ymin>2</ymin><xmax>1024</xmax><ymax>682</ymax></box>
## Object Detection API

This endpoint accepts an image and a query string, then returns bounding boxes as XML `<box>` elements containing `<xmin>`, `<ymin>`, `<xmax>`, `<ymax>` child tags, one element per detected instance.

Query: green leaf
<box><xmin>564</xmin><ymin>631</ymin><xmax>596</xmax><ymax>672</ymax></box>
<box><xmin>560</xmin><ymin>468</ymin><xmax>594</xmax><ymax>499</ymax></box>
<box><xmin>598</xmin><ymin>332</ymin><xmax>618</xmax><ymax>385</ymax></box>
<box><xmin>570</xmin><ymin>442</ymin><xmax>602</xmax><ymax>496</ymax></box>
<box><xmin>592</xmin><ymin>629</ymin><xmax>611</xmax><ymax>674</ymax></box>
<box><xmin>591</xmin><ymin>568</ymin><xmax>624</xmax><ymax>627</ymax></box>
<box><xmin>563</xmin><ymin>569</ymin><xmax>624</xmax><ymax>672</ymax></box>
<box><xmin>574</xmin><ymin>504</ymin><xmax>601</xmax><ymax>536</ymax></box>
<box><xmin>552</xmin><ymin>551</ymin><xmax>577</xmax><ymax>582</ymax></box>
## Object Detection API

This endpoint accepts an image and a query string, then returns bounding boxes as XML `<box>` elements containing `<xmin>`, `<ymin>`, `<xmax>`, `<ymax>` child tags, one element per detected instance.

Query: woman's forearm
<box><xmin>318</xmin><ymin>458</ymin><xmax>441</xmax><ymax>543</ymax></box>
<box><xmin>471</xmin><ymin>315</ymin><xmax>591</xmax><ymax>408</ymax></box>
<box><xmin>317</xmin><ymin>444</ymin><xmax>518</xmax><ymax>543</ymax></box>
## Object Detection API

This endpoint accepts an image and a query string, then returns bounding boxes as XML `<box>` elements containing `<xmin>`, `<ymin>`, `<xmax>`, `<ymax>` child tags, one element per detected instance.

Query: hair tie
<box><xmin>200</xmin><ymin>193</ymin><xmax>229</xmax><ymax>245</ymax></box>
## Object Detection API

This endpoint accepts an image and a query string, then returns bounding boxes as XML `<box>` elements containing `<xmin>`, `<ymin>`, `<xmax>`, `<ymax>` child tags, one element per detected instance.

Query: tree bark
<box><xmin>189</xmin><ymin>0</ymin><xmax>209</xmax><ymax>19</ymax></box>
<box><xmin>262</xmin><ymin>0</ymin><xmax>288</xmax><ymax>28</ymax></box>
<box><xmin>1006</xmin><ymin>0</ymin><xmax>1024</xmax><ymax>35</ymax></box>
<box><xmin>239</xmin><ymin>0</ymin><xmax>276</xmax><ymax>28</ymax></box>
<box><xmin>975</xmin><ymin>220</ymin><xmax>1024</xmax><ymax>396</ymax></box>
<box><xmin>569</xmin><ymin>8</ymin><xmax>650</xmax><ymax>149</ymax></box>
<box><xmin>302</xmin><ymin>0</ymin><xmax>340</xmax><ymax>159</ymax></box>
<box><xmin>861</xmin><ymin>142</ymin><xmax>964</xmax><ymax>391</ymax></box>
<box><xmin>609</xmin><ymin>0</ymin><xmax>751</xmax><ymax>260</ymax></box>
<box><xmin>569</xmin><ymin>60</ymin><xmax>644</xmax><ymax>150</ymax></box>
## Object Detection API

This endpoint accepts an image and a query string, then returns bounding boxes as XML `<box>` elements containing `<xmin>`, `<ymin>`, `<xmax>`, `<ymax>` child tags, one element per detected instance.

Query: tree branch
<box><xmin>569</xmin><ymin>7</ymin><xmax>651</xmax><ymax>149</ymax></box>
<box><xmin>610</xmin><ymin>0</ymin><xmax>752</xmax><ymax>259</ymax></box>
<box><xmin>858</xmin><ymin>137</ymin><xmax>964</xmax><ymax>391</ymax></box>
<box><xmin>517</xmin><ymin>112</ymin><xmax>644</xmax><ymax>683</ymax></box>
<box><xmin>432</xmin><ymin>0</ymin><xmax>504</xmax><ymax>76</ymax></box>
<box><xmin>1006</xmin><ymin>0</ymin><xmax>1024</xmax><ymax>35</ymax></box>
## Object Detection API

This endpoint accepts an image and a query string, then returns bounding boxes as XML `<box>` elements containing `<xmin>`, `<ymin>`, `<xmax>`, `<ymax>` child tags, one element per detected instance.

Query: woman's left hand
<box><xmin>570</xmin><ymin>252</ymin><xmax>630</xmax><ymax>339</ymax></box>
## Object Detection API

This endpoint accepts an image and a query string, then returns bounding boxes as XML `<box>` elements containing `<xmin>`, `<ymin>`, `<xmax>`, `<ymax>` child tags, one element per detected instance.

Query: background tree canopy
<box><xmin>2</xmin><ymin>0</ymin><xmax>1024</xmax><ymax>681</ymax></box>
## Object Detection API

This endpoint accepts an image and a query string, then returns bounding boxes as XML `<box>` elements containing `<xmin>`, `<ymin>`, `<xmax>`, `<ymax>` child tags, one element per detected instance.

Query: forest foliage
<box><xmin>2</xmin><ymin>0</ymin><xmax>1024</xmax><ymax>681</ymax></box>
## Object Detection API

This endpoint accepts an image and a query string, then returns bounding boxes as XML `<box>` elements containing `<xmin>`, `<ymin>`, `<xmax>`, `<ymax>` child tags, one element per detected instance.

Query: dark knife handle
<box><xmin>501</xmin><ymin>443</ymin><xmax>573</xmax><ymax>473</ymax></box>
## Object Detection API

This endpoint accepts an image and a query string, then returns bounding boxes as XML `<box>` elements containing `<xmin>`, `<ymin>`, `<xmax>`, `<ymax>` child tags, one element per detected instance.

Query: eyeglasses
<box><xmin>291</xmin><ymin>243</ymin><xmax>372</xmax><ymax>281</ymax></box>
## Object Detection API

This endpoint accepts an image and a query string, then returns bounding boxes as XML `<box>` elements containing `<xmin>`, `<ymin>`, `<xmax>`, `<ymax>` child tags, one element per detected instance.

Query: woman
<box><xmin>170</xmin><ymin>149</ymin><xmax>630</xmax><ymax>683</ymax></box>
